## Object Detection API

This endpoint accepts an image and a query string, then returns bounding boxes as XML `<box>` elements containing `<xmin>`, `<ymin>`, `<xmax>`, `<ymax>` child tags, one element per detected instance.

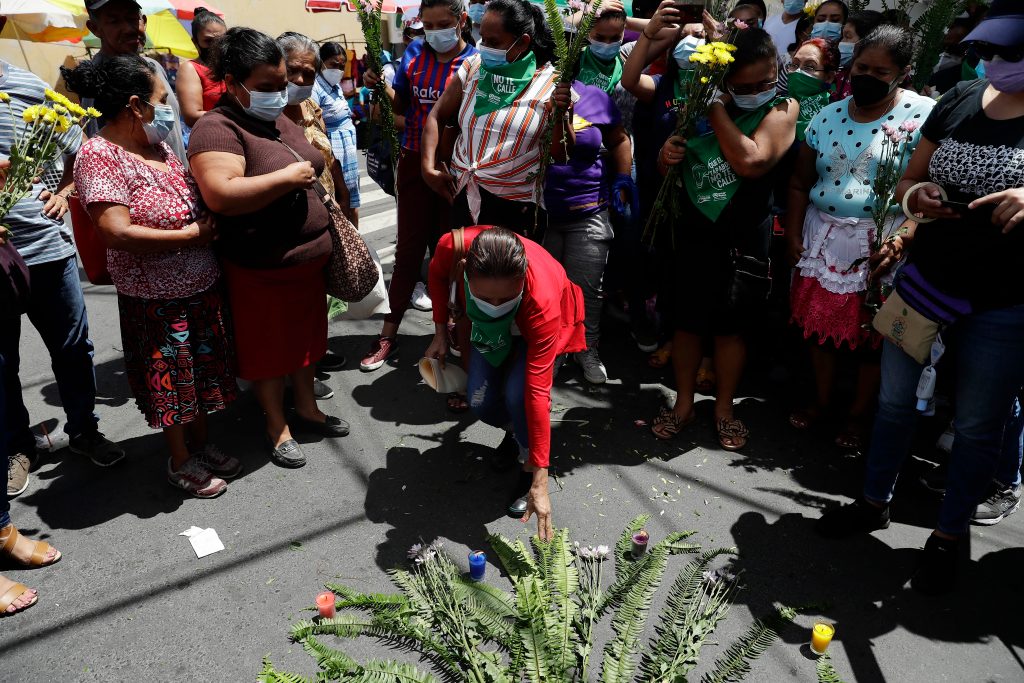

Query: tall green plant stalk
<box><xmin>353</xmin><ymin>0</ymin><xmax>400</xmax><ymax>199</ymax></box>
<box><xmin>261</xmin><ymin>516</ymin><xmax>796</xmax><ymax>683</ymax></box>
<box><xmin>531</xmin><ymin>0</ymin><xmax>603</xmax><ymax>233</ymax></box>
<box><xmin>911</xmin><ymin>0</ymin><xmax>969</xmax><ymax>92</ymax></box>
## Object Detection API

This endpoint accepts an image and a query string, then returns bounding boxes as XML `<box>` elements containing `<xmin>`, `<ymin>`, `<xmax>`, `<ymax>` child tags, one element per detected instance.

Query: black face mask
<box><xmin>850</xmin><ymin>73</ymin><xmax>898</xmax><ymax>107</ymax></box>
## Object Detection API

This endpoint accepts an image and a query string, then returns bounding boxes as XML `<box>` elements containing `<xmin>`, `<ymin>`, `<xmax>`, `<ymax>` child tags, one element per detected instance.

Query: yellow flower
<box><xmin>86</xmin><ymin>107</ymin><xmax>101</xmax><ymax>119</ymax></box>
<box><xmin>0</xmin><ymin>92</ymin><xmax>9</xmax><ymax>103</ymax></box>
<box><xmin>689</xmin><ymin>52</ymin><xmax>711</xmax><ymax>65</ymax></box>
<box><xmin>700</xmin><ymin>77</ymin><xmax>709</xmax><ymax>84</ymax></box>
<box><xmin>44</xmin><ymin>88</ymin><xmax>58</xmax><ymax>102</ymax></box>
<box><xmin>68</xmin><ymin>102</ymin><xmax>87</xmax><ymax>117</ymax></box>
<box><xmin>53</xmin><ymin>104</ymin><xmax>68</xmax><ymax>115</ymax></box>
<box><xmin>56</xmin><ymin>115</ymin><xmax>71</xmax><ymax>133</ymax></box>
<box><xmin>42</xmin><ymin>108</ymin><xmax>57</xmax><ymax>124</ymax></box>
<box><xmin>713</xmin><ymin>49</ymin><xmax>735</xmax><ymax>64</ymax></box>
<box><xmin>804</xmin><ymin>1</ymin><xmax>821</xmax><ymax>18</ymax></box>
<box><xmin>22</xmin><ymin>105</ymin><xmax>40</xmax><ymax>123</ymax></box>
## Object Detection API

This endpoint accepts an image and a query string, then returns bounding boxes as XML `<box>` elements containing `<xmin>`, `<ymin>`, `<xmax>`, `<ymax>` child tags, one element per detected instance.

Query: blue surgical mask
<box><xmin>478</xmin><ymin>37</ymin><xmax>520</xmax><ymax>69</ymax></box>
<box><xmin>240</xmin><ymin>83</ymin><xmax>288</xmax><ymax>122</ymax></box>
<box><xmin>287</xmin><ymin>81</ymin><xmax>314</xmax><ymax>105</ymax></box>
<box><xmin>728</xmin><ymin>84</ymin><xmax>777</xmax><ymax>111</ymax></box>
<box><xmin>784</xmin><ymin>0</ymin><xmax>805</xmax><ymax>14</ymax></box>
<box><xmin>810</xmin><ymin>21</ymin><xmax>842</xmax><ymax>42</ymax></box>
<box><xmin>143</xmin><ymin>101</ymin><xmax>175</xmax><ymax>144</ymax></box>
<box><xmin>838</xmin><ymin>41</ymin><xmax>855</xmax><ymax>67</ymax></box>
<box><xmin>320</xmin><ymin>68</ymin><xmax>343</xmax><ymax>88</ymax></box>
<box><xmin>467</xmin><ymin>285</ymin><xmax>524</xmax><ymax>318</ymax></box>
<box><xmin>467</xmin><ymin>3</ymin><xmax>486</xmax><ymax>23</ymax></box>
<box><xmin>673</xmin><ymin>35</ymin><xmax>702</xmax><ymax>70</ymax></box>
<box><xmin>425</xmin><ymin>26</ymin><xmax>461</xmax><ymax>53</ymax></box>
<box><xmin>588</xmin><ymin>40</ymin><xmax>622</xmax><ymax>62</ymax></box>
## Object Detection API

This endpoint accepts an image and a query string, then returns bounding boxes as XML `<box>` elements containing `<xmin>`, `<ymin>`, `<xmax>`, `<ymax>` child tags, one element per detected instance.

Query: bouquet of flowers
<box><xmin>645</xmin><ymin>38</ymin><xmax>738</xmax><ymax>244</ymax></box>
<box><xmin>859</xmin><ymin>119</ymin><xmax>919</xmax><ymax>313</ymax></box>
<box><xmin>352</xmin><ymin>0</ymin><xmax>399</xmax><ymax>195</ymax></box>
<box><xmin>0</xmin><ymin>88</ymin><xmax>98</xmax><ymax>243</ymax></box>
<box><xmin>531</xmin><ymin>0</ymin><xmax>604</xmax><ymax>230</ymax></box>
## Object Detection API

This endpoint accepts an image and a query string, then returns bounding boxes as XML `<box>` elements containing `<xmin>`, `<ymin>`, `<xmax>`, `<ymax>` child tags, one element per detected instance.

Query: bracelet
<box><xmin>641</xmin><ymin>29</ymin><xmax>656</xmax><ymax>40</ymax></box>
<box><xmin>900</xmin><ymin>181</ymin><xmax>946</xmax><ymax>224</ymax></box>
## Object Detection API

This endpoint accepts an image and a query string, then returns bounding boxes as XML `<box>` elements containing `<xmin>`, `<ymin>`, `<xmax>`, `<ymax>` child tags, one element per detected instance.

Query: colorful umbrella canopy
<box><xmin>80</xmin><ymin>8</ymin><xmax>201</xmax><ymax>57</ymax></box>
<box><xmin>0</xmin><ymin>0</ymin><xmax>88</xmax><ymax>43</ymax></box>
<box><xmin>305</xmin><ymin>0</ymin><xmax>420</xmax><ymax>13</ymax></box>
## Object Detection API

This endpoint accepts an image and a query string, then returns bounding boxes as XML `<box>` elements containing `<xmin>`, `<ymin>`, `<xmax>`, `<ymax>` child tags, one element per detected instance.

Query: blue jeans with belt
<box><xmin>467</xmin><ymin>339</ymin><xmax>529</xmax><ymax>463</ymax></box>
<box><xmin>0</xmin><ymin>255</ymin><xmax>99</xmax><ymax>454</ymax></box>
<box><xmin>863</xmin><ymin>305</ymin><xmax>1024</xmax><ymax>535</ymax></box>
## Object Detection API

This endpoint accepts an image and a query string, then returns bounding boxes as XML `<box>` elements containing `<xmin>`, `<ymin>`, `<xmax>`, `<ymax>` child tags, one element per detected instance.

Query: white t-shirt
<box><xmin>765</xmin><ymin>13</ymin><xmax>799</xmax><ymax>59</ymax></box>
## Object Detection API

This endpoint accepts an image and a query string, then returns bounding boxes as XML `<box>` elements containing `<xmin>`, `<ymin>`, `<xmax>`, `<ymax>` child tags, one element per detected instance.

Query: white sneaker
<box><xmin>575</xmin><ymin>349</ymin><xmax>608</xmax><ymax>384</ymax></box>
<box><xmin>411</xmin><ymin>282</ymin><xmax>433</xmax><ymax>312</ymax></box>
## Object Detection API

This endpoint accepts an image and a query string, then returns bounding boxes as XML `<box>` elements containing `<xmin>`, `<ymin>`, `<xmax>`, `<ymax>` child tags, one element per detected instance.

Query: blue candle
<box><xmin>469</xmin><ymin>550</ymin><xmax>487</xmax><ymax>581</ymax></box>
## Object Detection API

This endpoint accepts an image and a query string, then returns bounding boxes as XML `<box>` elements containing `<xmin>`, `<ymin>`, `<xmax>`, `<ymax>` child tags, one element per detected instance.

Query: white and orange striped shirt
<box><xmin>452</xmin><ymin>55</ymin><xmax>559</xmax><ymax>222</ymax></box>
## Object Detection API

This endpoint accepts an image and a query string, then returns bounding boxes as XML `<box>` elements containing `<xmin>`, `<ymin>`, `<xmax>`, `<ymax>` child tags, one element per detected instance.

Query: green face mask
<box><xmin>464</xmin><ymin>275</ymin><xmax>523</xmax><ymax>367</ymax></box>
<box><xmin>787</xmin><ymin>69</ymin><xmax>829</xmax><ymax>99</ymax></box>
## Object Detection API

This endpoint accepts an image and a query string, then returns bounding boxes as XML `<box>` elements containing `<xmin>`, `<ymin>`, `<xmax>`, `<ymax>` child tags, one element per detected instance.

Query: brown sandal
<box><xmin>0</xmin><ymin>582</ymin><xmax>37</xmax><ymax>617</ymax></box>
<box><xmin>0</xmin><ymin>524</ymin><xmax>61</xmax><ymax>568</ymax></box>
<box><xmin>651</xmin><ymin>410</ymin><xmax>696</xmax><ymax>440</ymax></box>
<box><xmin>446</xmin><ymin>392</ymin><xmax>470</xmax><ymax>414</ymax></box>
<box><xmin>716</xmin><ymin>418</ymin><xmax>749</xmax><ymax>451</ymax></box>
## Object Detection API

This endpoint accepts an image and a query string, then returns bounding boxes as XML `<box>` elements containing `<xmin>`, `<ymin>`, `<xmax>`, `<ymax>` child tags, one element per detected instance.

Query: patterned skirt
<box><xmin>790</xmin><ymin>273</ymin><xmax>880</xmax><ymax>351</ymax></box>
<box><xmin>117</xmin><ymin>285</ymin><xmax>238</xmax><ymax>429</ymax></box>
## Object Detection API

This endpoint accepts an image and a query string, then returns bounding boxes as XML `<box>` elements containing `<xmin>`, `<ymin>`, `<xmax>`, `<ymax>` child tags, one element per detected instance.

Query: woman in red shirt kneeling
<box><xmin>426</xmin><ymin>227</ymin><xmax>585</xmax><ymax>540</ymax></box>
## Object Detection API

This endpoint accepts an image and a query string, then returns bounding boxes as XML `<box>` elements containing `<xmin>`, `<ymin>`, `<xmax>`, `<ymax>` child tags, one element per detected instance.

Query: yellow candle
<box><xmin>810</xmin><ymin>622</ymin><xmax>835</xmax><ymax>655</ymax></box>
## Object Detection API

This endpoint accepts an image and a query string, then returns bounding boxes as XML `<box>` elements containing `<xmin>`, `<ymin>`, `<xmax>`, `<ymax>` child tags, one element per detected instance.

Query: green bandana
<box><xmin>787</xmin><ymin>71</ymin><xmax>832</xmax><ymax>142</ymax></box>
<box><xmin>474</xmin><ymin>52</ymin><xmax>537</xmax><ymax>116</ymax></box>
<box><xmin>578</xmin><ymin>47</ymin><xmax>623</xmax><ymax>94</ymax></box>
<box><xmin>672</xmin><ymin>68</ymin><xmax>695</xmax><ymax>105</ymax></box>
<box><xmin>464</xmin><ymin>277</ymin><xmax>522</xmax><ymax>367</ymax></box>
<box><xmin>682</xmin><ymin>98</ymin><xmax>782</xmax><ymax>222</ymax></box>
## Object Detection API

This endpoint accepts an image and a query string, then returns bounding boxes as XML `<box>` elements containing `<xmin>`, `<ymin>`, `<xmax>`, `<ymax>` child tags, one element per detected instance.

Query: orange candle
<box><xmin>316</xmin><ymin>591</ymin><xmax>336</xmax><ymax>619</ymax></box>
<box><xmin>810</xmin><ymin>622</ymin><xmax>835</xmax><ymax>655</ymax></box>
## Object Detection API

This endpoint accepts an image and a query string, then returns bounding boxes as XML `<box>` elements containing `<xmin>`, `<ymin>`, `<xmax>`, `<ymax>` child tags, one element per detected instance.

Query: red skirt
<box><xmin>222</xmin><ymin>256</ymin><xmax>328</xmax><ymax>380</ymax></box>
<box><xmin>790</xmin><ymin>273</ymin><xmax>880</xmax><ymax>351</ymax></box>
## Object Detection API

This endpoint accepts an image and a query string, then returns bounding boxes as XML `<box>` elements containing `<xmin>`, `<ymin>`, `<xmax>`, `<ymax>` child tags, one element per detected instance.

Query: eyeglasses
<box><xmin>786</xmin><ymin>62</ymin><xmax>827</xmax><ymax>74</ymax></box>
<box><xmin>728</xmin><ymin>79</ymin><xmax>778</xmax><ymax>96</ymax></box>
<box><xmin>970</xmin><ymin>41</ymin><xmax>1024</xmax><ymax>63</ymax></box>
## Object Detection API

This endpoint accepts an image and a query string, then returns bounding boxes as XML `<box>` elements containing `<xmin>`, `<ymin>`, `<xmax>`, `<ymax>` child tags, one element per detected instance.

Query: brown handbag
<box><xmin>278</xmin><ymin>139</ymin><xmax>378</xmax><ymax>301</ymax></box>
<box><xmin>447</xmin><ymin>228</ymin><xmax>468</xmax><ymax>354</ymax></box>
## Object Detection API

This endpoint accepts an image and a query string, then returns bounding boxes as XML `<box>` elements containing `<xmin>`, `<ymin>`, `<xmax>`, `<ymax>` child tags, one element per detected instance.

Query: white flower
<box><xmin>595</xmin><ymin>545</ymin><xmax>610</xmax><ymax>559</ymax></box>
<box><xmin>407</xmin><ymin>543</ymin><xmax>424</xmax><ymax>560</ymax></box>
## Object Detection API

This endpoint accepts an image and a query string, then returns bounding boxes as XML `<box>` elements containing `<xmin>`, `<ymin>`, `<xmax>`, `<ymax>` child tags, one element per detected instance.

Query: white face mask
<box><xmin>287</xmin><ymin>81</ymin><xmax>315</xmax><ymax>105</ymax></box>
<box><xmin>143</xmin><ymin>101</ymin><xmax>176</xmax><ymax>144</ymax></box>
<box><xmin>321</xmin><ymin>68</ymin><xmax>343</xmax><ymax>87</ymax></box>
<box><xmin>468</xmin><ymin>286</ymin><xmax>524</xmax><ymax>318</ymax></box>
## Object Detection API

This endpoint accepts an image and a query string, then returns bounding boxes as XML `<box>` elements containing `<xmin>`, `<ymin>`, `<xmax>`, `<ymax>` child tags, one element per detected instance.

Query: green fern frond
<box><xmin>700</xmin><ymin>605</ymin><xmax>797</xmax><ymax>683</ymax></box>
<box><xmin>532</xmin><ymin>529</ymin><xmax>579</xmax><ymax>677</ymax></box>
<box><xmin>323</xmin><ymin>584</ymin><xmax>409</xmax><ymax>614</ymax></box>
<box><xmin>258</xmin><ymin>659</ymin><xmax>317</xmax><ymax>683</ymax></box>
<box><xmin>639</xmin><ymin>547</ymin><xmax>737</xmax><ymax>679</ymax></box>
<box><xmin>543</xmin><ymin>0</ymin><xmax>567</xmax><ymax>63</ymax></box>
<box><xmin>515</xmin><ymin>575</ymin><xmax>556</xmax><ymax>683</ymax></box>
<box><xmin>388</xmin><ymin>569</ymin><xmax>437</xmax><ymax>623</ymax></box>
<box><xmin>600</xmin><ymin>545</ymin><xmax>673</xmax><ymax>683</ymax></box>
<box><xmin>600</xmin><ymin>531</ymin><xmax>701</xmax><ymax>617</ymax></box>
<box><xmin>488</xmin><ymin>533</ymin><xmax>539</xmax><ymax>582</ymax></box>
<box><xmin>816</xmin><ymin>653</ymin><xmax>847</xmax><ymax>683</ymax></box>
<box><xmin>342</xmin><ymin>659</ymin><xmax>440</xmax><ymax>683</ymax></box>
<box><xmin>297</xmin><ymin>633</ymin><xmax>358</xmax><ymax>677</ymax></box>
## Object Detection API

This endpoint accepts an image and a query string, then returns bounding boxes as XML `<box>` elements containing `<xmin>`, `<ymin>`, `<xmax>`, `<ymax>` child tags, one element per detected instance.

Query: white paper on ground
<box><xmin>179</xmin><ymin>526</ymin><xmax>225</xmax><ymax>558</ymax></box>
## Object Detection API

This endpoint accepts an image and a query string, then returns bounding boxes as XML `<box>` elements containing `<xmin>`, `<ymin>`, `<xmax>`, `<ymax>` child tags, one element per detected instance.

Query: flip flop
<box><xmin>651</xmin><ymin>411</ymin><xmax>696</xmax><ymax>440</ymax></box>
<box><xmin>446</xmin><ymin>392</ymin><xmax>469</xmax><ymax>414</ymax></box>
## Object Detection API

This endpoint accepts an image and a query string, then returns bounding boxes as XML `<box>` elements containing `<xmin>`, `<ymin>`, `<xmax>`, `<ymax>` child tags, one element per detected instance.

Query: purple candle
<box><xmin>631</xmin><ymin>530</ymin><xmax>650</xmax><ymax>559</ymax></box>
<box><xmin>469</xmin><ymin>550</ymin><xmax>487</xmax><ymax>581</ymax></box>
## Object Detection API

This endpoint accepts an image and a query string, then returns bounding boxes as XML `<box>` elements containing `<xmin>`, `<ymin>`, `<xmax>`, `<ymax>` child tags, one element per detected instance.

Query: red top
<box><xmin>429</xmin><ymin>226</ymin><xmax>586</xmax><ymax>469</ymax></box>
<box><xmin>192</xmin><ymin>60</ymin><xmax>227</xmax><ymax>112</ymax></box>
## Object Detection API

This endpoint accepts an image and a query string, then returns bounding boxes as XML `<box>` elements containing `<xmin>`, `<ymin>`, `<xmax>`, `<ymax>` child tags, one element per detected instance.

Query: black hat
<box><xmin>963</xmin><ymin>0</ymin><xmax>1024</xmax><ymax>48</ymax></box>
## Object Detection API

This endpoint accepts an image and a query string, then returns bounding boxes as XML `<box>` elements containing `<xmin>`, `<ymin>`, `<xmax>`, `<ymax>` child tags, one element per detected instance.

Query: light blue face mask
<box><xmin>810</xmin><ymin>21</ymin><xmax>842</xmax><ymax>42</ymax></box>
<box><xmin>143</xmin><ymin>101</ymin><xmax>176</xmax><ymax>145</ymax></box>
<box><xmin>783</xmin><ymin>0</ymin><xmax>805</xmax><ymax>14</ymax></box>
<box><xmin>728</xmin><ymin>84</ymin><xmax>777</xmax><ymax>111</ymax></box>
<box><xmin>673</xmin><ymin>35</ymin><xmax>702</xmax><ymax>70</ymax></box>
<box><xmin>426</xmin><ymin>26</ymin><xmax>461</xmax><ymax>53</ymax></box>
<box><xmin>838</xmin><ymin>41</ymin><xmax>855</xmax><ymax>67</ymax></box>
<box><xmin>467</xmin><ymin>3</ymin><xmax>486</xmax><ymax>23</ymax></box>
<box><xmin>478</xmin><ymin>36</ymin><xmax>520</xmax><ymax>69</ymax></box>
<box><xmin>240</xmin><ymin>83</ymin><xmax>288</xmax><ymax>122</ymax></box>
<box><xmin>589</xmin><ymin>40</ymin><xmax>622</xmax><ymax>62</ymax></box>
<box><xmin>286</xmin><ymin>81</ymin><xmax>314</xmax><ymax>105</ymax></box>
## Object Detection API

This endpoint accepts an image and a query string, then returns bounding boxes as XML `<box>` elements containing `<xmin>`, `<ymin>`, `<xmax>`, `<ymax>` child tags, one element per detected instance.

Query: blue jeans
<box><xmin>0</xmin><ymin>255</ymin><xmax>98</xmax><ymax>454</ymax></box>
<box><xmin>863</xmin><ymin>305</ymin><xmax>1024</xmax><ymax>535</ymax></box>
<box><xmin>996</xmin><ymin>396</ymin><xmax>1023</xmax><ymax>489</ymax></box>
<box><xmin>467</xmin><ymin>340</ymin><xmax>529</xmax><ymax>462</ymax></box>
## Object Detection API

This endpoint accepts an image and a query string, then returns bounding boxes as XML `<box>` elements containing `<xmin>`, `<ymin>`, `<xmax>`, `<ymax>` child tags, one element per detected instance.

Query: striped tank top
<box><xmin>452</xmin><ymin>55</ymin><xmax>558</xmax><ymax>222</ymax></box>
